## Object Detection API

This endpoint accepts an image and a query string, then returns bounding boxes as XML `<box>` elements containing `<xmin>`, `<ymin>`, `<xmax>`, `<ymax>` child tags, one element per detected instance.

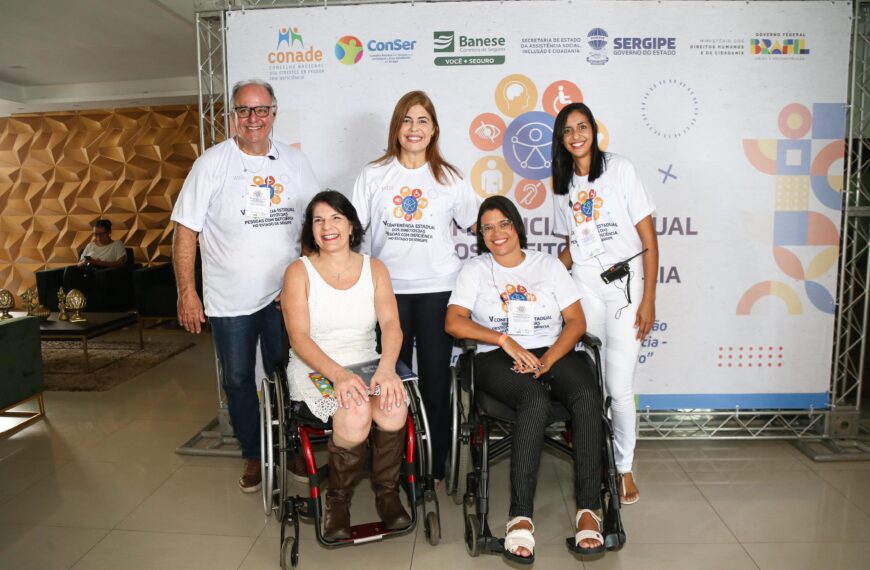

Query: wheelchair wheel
<box><xmin>464</xmin><ymin>513</ymin><xmax>480</xmax><ymax>557</ymax></box>
<box><xmin>260</xmin><ymin>377</ymin><xmax>276</xmax><ymax>516</ymax></box>
<box><xmin>446</xmin><ymin>366</ymin><xmax>461</xmax><ymax>497</ymax></box>
<box><xmin>261</xmin><ymin>374</ymin><xmax>288</xmax><ymax>519</ymax></box>
<box><xmin>425</xmin><ymin>510</ymin><xmax>441</xmax><ymax>546</ymax></box>
<box><xmin>280</xmin><ymin>536</ymin><xmax>298</xmax><ymax>569</ymax></box>
<box><xmin>273</xmin><ymin>373</ymin><xmax>289</xmax><ymax>521</ymax></box>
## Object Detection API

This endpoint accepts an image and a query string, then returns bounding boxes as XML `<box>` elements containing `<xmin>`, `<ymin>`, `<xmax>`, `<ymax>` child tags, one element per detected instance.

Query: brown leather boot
<box><xmin>322</xmin><ymin>437</ymin><xmax>366</xmax><ymax>540</ymax></box>
<box><xmin>370</xmin><ymin>427</ymin><xmax>411</xmax><ymax>530</ymax></box>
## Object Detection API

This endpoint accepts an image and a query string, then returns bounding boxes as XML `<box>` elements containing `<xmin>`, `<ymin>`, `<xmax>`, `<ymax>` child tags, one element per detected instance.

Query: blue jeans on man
<box><xmin>210</xmin><ymin>302</ymin><xmax>285</xmax><ymax>459</ymax></box>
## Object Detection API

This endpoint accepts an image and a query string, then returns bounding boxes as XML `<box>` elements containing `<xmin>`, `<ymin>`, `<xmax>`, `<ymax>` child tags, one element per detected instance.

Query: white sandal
<box><xmin>620</xmin><ymin>472</ymin><xmax>640</xmax><ymax>505</ymax></box>
<box><xmin>566</xmin><ymin>509</ymin><xmax>605</xmax><ymax>555</ymax></box>
<box><xmin>503</xmin><ymin>516</ymin><xmax>535</xmax><ymax>564</ymax></box>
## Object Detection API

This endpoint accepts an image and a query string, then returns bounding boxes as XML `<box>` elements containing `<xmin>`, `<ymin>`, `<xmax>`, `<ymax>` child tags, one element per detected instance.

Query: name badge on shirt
<box><xmin>507</xmin><ymin>300</ymin><xmax>534</xmax><ymax>336</ymax></box>
<box><xmin>572</xmin><ymin>221</ymin><xmax>605</xmax><ymax>260</ymax></box>
<box><xmin>245</xmin><ymin>185</ymin><xmax>271</xmax><ymax>219</ymax></box>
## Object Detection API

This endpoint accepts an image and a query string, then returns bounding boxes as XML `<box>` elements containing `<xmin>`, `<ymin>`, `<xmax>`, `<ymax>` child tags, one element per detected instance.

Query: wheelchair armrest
<box><xmin>581</xmin><ymin>332</ymin><xmax>602</xmax><ymax>349</ymax></box>
<box><xmin>460</xmin><ymin>339</ymin><xmax>478</xmax><ymax>353</ymax></box>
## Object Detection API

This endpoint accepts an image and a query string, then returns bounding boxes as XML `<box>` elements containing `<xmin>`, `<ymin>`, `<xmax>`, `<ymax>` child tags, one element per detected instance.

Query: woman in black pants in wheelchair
<box><xmin>445</xmin><ymin>196</ymin><xmax>604</xmax><ymax>562</ymax></box>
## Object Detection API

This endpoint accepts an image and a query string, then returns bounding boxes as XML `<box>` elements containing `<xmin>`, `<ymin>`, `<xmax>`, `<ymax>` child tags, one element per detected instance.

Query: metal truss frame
<box><xmin>191</xmin><ymin>0</ymin><xmax>869</xmax><ymax>446</ymax></box>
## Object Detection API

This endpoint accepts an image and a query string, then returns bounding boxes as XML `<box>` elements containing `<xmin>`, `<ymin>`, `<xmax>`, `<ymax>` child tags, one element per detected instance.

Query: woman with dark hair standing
<box><xmin>352</xmin><ymin>91</ymin><xmax>478</xmax><ymax>484</ymax></box>
<box><xmin>550</xmin><ymin>103</ymin><xmax>658</xmax><ymax>505</ymax></box>
<box><xmin>282</xmin><ymin>190</ymin><xmax>409</xmax><ymax>539</ymax></box>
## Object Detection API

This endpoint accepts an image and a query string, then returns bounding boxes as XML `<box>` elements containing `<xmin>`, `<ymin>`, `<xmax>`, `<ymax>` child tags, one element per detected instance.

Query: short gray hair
<box><xmin>231</xmin><ymin>79</ymin><xmax>277</xmax><ymax>107</ymax></box>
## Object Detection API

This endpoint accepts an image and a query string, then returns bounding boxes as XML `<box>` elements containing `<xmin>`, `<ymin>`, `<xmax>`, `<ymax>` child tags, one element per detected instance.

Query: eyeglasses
<box><xmin>233</xmin><ymin>105</ymin><xmax>275</xmax><ymax>118</ymax></box>
<box><xmin>480</xmin><ymin>219</ymin><xmax>514</xmax><ymax>235</ymax></box>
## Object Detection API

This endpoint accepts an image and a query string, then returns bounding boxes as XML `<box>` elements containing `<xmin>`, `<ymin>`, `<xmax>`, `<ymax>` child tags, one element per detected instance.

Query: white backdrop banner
<box><xmin>227</xmin><ymin>0</ymin><xmax>851</xmax><ymax>410</ymax></box>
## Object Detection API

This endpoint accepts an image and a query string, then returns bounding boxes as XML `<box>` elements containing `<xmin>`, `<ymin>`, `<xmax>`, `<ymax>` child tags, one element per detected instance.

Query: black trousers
<box><xmin>62</xmin><ymin>265</ymin><xmax>94</xmax><ymax>294</ymax></box>
<box><xmin>474</xmin><ymin>347</ymin><xmax>603</xmax><ymax>517</ymax></box>
<box><xmin>395</xmin><ymin>291</ymin><xmax>453</xmax><ymax>480</ymax></box>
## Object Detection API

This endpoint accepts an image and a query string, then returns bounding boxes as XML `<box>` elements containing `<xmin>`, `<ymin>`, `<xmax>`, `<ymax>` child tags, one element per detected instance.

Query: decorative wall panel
<box><xmin>0</xmin><ymin>105</ymin><xmax>199</xmax><ymax>298</ymax></box>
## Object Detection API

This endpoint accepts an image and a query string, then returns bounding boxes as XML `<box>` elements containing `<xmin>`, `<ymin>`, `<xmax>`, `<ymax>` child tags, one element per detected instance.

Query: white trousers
<box><xmin>573</xmin><ymin>260</ymin><xmax>642</xmax><ymax>474</ymax></box>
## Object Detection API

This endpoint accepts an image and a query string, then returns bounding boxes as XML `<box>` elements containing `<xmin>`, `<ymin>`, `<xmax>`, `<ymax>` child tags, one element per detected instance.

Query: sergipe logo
<box><xmin>335</xmin><ymin>35</ymin><xmax>364</xmax><ymax>65</ymax></box>
<box><xmin>434</xmin><ymin>31</ymin><xmax>455</xmax><ymax>52</ymax></box>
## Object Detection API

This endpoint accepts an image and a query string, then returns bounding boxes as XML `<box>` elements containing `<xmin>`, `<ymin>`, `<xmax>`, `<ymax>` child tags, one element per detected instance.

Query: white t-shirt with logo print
<box><xmin>553</xmin><ymin>153</ymin><xmax>655</xmax><ymax>269</ymax></box>
<box><xmin>352</xmin><ymin>157</ymin><xmax>479</xmax><ymax>294</ymax></box>
<box><xmin>448</xmin><ymin>250</ymin><xmax>581</xmax><ymax>353</ymax></box>
<box><xmin>171</xmin><ymin>138</ymin><xmax>320</xmax><ymax>317</ymax></box>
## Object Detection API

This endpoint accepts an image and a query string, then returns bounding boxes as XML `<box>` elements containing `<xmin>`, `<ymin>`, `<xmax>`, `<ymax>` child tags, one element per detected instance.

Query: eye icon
<box><xmin>474</xmin><ymin>120</ymin><xmax>502</xmax><ymax>143</ymax></box>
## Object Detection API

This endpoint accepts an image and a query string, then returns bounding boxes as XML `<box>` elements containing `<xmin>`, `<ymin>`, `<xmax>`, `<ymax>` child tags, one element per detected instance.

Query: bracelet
<box><xmin>497</xmin><ymin>333</ymin><xmax>509</xmax><ymax>347</ymax></box>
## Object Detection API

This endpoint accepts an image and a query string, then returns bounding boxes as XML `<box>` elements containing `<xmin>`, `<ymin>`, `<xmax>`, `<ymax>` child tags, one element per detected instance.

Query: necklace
<box><xmin>236</xmin><ymin>138</ymin><xmax>273</xmax><ymax>173</ymax></box>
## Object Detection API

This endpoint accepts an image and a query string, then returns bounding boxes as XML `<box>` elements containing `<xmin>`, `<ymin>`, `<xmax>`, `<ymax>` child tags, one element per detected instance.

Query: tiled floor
<box><xmin>2</xmin><ymin>327</ymin><xmax>869</xmax><ymax>569</ymax></box>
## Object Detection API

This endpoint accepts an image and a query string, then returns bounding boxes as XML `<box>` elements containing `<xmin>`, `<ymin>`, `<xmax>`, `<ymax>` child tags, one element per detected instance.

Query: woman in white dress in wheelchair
<box><xmin>281</xmin><ymin>190</ymin><xmax>410</xmax><ymax>540</ymax></box>
<box><xmin>445</xmin><ymin>196</ymin><xmax>605</xmax><ymax>562</ymax></box>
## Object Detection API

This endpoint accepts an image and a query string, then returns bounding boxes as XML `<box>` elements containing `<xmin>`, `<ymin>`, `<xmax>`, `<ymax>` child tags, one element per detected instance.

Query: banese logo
<box><xmin>434</xmin><ymin>30</ymin><xmax>506</xmax><ymax>66</ymax></box>
<box><xmin>433</xmin><ymin>31</ymin><xmax>455</xmax><ymax>52</ymax></box>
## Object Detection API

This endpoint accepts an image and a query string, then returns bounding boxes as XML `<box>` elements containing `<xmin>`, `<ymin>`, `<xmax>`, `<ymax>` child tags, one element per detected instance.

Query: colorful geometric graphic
<box><xmin>470</xmin><ymin>76</ymin><xmax>603</xmax><ymax>193</ymax></box>
<box><xmin>392</xmin><ymin>186</ymin><xmax>428</xmax><ymax>221</ymax></box>
<box><xmin>470</xmin><ymin>156</ymin><xmax>513</xmax><ymax>199</ymax></box>
<box><xmin>252</xmin><ymin>174</ymin><xmax>284</xmax><ymax>205</ymax></box>
<box><xmin>503</xmin><ymin>111</ymin><xmax>554</xmax><ymax>180</ymax></box>
<box><xmin>277</xmin><ymin>26</ymin><xmax>304</xmax><ymax>49</ymax></box>
<box><xmin>335</xmin><ymin>35</ymin><xmax>364</xmax><ymax>65</ymax></box>
<box><xmin>740</xmin><ymin>102</ymin><xmax>845</xmax><ymax>315</ymax></box>
<box><xmin>500</xmin><ymin>284</ymin><xmax>536</xmax><ymax>312</ymax></box>
<box><xmin>469</xmin><ymin>113</ymin><xmax>506</xmax><ymax>151</ymax></box>
<box><xmin>514</xmin><ymin>179</ymin><xmax>547</xmax><ymax>210</ymax></box>
<box><xmin>572</xmin><ymin>188</ymin><xmax>604</xmax><ymax>223</ymax></box>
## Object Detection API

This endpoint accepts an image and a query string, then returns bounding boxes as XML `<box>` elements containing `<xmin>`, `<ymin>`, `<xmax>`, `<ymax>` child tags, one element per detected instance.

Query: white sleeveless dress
<box><xmin>286</xmin><ymin>254</ymin><xmax>379</xmax><ymax>421</ymax></box>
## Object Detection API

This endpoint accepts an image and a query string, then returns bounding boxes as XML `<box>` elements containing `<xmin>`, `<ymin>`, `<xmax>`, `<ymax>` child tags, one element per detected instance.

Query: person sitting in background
<box><xmin>62</xmin><ymin>219</ymin><xmax>127</xmax><ymax>293</ymax></box>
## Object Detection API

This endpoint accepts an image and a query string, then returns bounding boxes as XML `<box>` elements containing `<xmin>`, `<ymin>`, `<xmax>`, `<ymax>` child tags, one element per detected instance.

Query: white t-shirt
<box><xmin>448</xmin><ymin>250</ymin><xmax>580</xmax><ymax>353</ymax></box>
<box><xmin>352</xmin><ymin>157</ymin><xmax>479</xmax><ymax>294</ymax></box>
<box><xmin>80</xmin><ymin>240</ymin><xmax>126</xmax><ymax>263</ymax></box>
<box><xmin>171</xmin><ymin>139</ymin><xmax>320</xmax><ymax>317</ymax></box>
<box><xmin>553</xmin><ymin>153</ymin><xmax>655</xmax><ymax>269</ymax></box>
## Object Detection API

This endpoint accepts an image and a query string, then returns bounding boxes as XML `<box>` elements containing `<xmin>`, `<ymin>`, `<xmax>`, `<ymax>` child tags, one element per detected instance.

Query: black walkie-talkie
<box><xmin>600</xmin><ymin>249</ymin><xmax>648</xmax><ymax>284</ymax></box>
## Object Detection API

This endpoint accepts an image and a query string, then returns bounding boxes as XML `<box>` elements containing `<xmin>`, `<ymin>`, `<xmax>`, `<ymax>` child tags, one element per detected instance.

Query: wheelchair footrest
<box><xmin>322</xmin><ymin>520</ymin><xmax>415</xmax><ymax>546</ymax></box>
